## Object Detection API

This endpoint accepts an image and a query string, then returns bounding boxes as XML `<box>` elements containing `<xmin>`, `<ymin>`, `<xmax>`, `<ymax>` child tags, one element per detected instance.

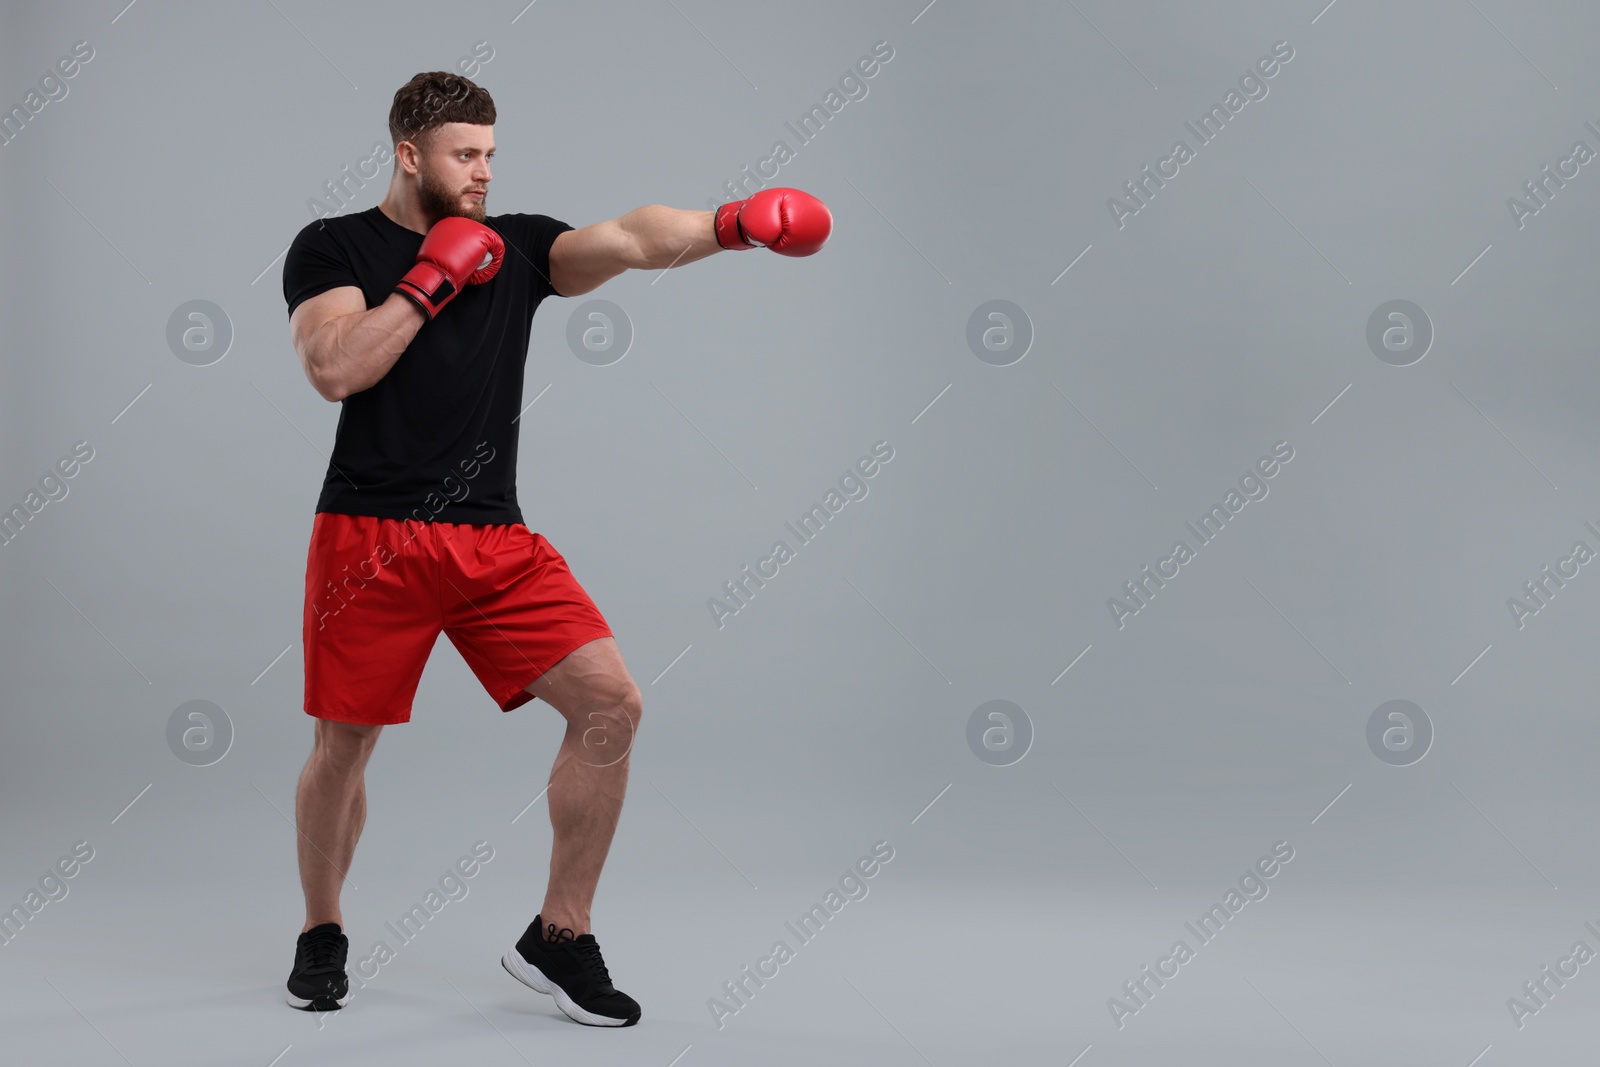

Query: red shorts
<box><xmin>302</xmin><ymin>513</ymin><xmax>613</xmax><ymax>725</ymax></box>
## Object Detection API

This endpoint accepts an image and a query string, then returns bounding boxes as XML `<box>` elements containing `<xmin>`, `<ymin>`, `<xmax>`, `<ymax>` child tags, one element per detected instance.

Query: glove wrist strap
<box><xmin>714</xmin><ymin>201</ymin><xmax>760</xmax><ymax>250</ymax></box>
<box><xmin>393</xmin><ymin>263</ymin><xmax>456</xmax><ymax>319</ymax></box>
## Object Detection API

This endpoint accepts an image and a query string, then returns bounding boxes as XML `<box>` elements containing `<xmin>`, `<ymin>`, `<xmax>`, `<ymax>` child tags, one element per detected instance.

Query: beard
<box><xmin>417</xmin><ymin>165</ymin><xmax>485</xmax><ymax>223</ymax></box>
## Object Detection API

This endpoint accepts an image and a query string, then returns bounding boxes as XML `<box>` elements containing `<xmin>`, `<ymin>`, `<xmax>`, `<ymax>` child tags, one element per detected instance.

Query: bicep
<box><xmin>289</xmin><ymin>286</ymin><xmax>366</xmax><ymax>375</ymax></box>
<box><xmin>548</xmin><ymin>222</ymin><xmax>634</xmax><ymax>298</ymax></box>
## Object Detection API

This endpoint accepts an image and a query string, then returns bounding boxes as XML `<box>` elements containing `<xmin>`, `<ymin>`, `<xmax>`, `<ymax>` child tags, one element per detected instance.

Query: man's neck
<box><xmin>378</xmin><ymin>193</ymin><xmax>433</xmax><ymax>236</ymax></box>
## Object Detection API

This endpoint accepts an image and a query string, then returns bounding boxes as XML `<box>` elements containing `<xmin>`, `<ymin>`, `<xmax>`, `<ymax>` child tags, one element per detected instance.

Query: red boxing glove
<box><xmin>714</xmin><ymin>187</ymin><xmax>833</xmax><ymax>257</ymax></box>
<box><xmin>394</xmin><ymin>217</ymin><xmax>506</xmax><ymax>321</ymax></box>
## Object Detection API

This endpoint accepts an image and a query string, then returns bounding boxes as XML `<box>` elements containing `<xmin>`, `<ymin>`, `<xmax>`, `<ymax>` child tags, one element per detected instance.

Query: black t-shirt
<box><xmin>281</xmin><ymin>206</ymin><xmax>572</xmax><ymax>524</ymax></box>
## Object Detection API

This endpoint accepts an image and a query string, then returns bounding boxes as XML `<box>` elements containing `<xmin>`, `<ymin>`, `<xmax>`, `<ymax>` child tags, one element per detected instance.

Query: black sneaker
<box><xmin>501</xmin><ymin>915</ymin><xmax>640</xmax><ymax>1026</ymax></box>
<box><xmin>286</xmin><ymin>922</ymin><xmax>350</xmax><ymax>1011</ymax></box>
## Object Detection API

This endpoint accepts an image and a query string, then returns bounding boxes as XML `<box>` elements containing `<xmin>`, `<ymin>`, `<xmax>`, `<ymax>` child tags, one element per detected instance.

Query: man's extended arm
<box><xmin>548</xmin><ymin>206</ymin><xmax>718</xmax><ymax>298</ymax></box>
<box><xmin>549</xmin><ymin>188</ymin><xmax>832</xmax><ymax>297</ymax></box>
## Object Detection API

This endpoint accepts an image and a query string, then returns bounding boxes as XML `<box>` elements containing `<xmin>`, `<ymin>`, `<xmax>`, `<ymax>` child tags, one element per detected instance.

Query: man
<box><xmin>279</xmin><ymin>70</ymin><xmax>831</xmax><ymax>1027</ymax></box>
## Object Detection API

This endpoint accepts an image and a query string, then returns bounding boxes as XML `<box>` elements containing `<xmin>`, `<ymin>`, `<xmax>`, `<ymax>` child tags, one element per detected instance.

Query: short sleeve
<box><xmin>496</xmin><ymin>213</ymin><xmax>574</xmax><ymax>300</ymax></box>
<box><xmin>283</xmin><ymin>220</ymin><xmax>359</xmax><ymax>318</ymax></box>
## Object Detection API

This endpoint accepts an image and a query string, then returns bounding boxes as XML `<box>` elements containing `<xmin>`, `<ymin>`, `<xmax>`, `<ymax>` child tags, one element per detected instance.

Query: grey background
<box><xmin>4</xmin><ymin>0</ymin><xmax>1600</xmax><ymax>1063</ymax></box>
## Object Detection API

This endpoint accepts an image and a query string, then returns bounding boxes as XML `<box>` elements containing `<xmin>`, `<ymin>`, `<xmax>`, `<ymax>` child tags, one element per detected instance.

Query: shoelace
<box><xmin>545</xmin><ymin>922</ymin><xmax>613</xmax><ymax>987</ymax></box>
<box><xmin>301</xmin><ymin>931</ymin><xmax>343</xmax><ymax>973</ymax></box>
<box><xmin>570</xmin><ymin>939</ymin><xmax>614</xmax><ymax>987</ymax></box>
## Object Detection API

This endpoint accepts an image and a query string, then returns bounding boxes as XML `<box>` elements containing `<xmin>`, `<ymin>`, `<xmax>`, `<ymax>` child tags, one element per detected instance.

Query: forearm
<box><xmin>307</xmin><ymin>294</ymin><xmax>425</xmax><ymax>401</ymax></box>
<box><xmin>620</xmin><ymin>205</ymin><xmax>722</xmax><ymax>270</ymax></box>
<box><xmin>551</xmin><ymin>191</ymin><xmax>828</xmax><ymax>295</ymax></box>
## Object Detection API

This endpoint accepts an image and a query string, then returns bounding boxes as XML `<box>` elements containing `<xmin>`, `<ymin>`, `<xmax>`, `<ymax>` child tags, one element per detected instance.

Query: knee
<box><xmin>313</xmin><ymin>720</ymin><xmax>382</xmax><ymax>767</ymax></box>
<box><xmin>582</xmin><ymin>684</ymin><xmax>639</xmax><ymax>765</ymax></box>
<box><xmin>585</xmin><ymin>680</ymin><xmax>642</xmax><ymax>730</ymax></box>
<box><xmin>618</xmin><ymin>682</ymin><xmax>643</xmax><ymax>728</ymax></box>
<box><xmin>568</xmin><ymin>679</ymin><xmax>642</xmax><ymax>744</ymax></box>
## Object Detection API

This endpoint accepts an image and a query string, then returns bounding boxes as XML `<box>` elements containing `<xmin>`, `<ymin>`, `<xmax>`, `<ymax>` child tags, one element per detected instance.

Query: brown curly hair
<box><xmin>388</xmin><ymin>72</ymin><xmax>496</xmax><ymax>151</ymax></box>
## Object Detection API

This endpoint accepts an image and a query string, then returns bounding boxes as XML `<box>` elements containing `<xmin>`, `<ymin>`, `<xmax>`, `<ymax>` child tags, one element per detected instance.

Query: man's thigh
<box><xmin>523</xmin><ymin>636</ymin><xmax>640</xmax><ymax>718</ymax></box>
<box><xmin>526</xmin><ymin>637</ymin><xmax>642</xmax><ymax>767</ymax></box>
<box><xmin>438</xmin><ymin>525</ymin><xmax>613</xmax><ymax>713</ymax></box>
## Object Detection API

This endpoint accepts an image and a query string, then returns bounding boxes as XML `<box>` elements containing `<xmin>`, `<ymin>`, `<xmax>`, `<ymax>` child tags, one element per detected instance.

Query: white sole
<box><xmin>285</xmin><ymin>988</ymin><xmax>349</xmax><ymax>1010</ymax></box>
<box><xmin>500</xmin><ymin>947</ymin><xmax>633</xmax><ymax>1027</ymax></box>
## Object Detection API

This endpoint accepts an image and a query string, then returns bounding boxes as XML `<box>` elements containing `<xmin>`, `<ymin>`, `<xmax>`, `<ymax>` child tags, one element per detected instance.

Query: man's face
<box><xmin>412</xmin><ymin>122</ymin><xmax>493</xmax><ymax>222</ymax></box>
